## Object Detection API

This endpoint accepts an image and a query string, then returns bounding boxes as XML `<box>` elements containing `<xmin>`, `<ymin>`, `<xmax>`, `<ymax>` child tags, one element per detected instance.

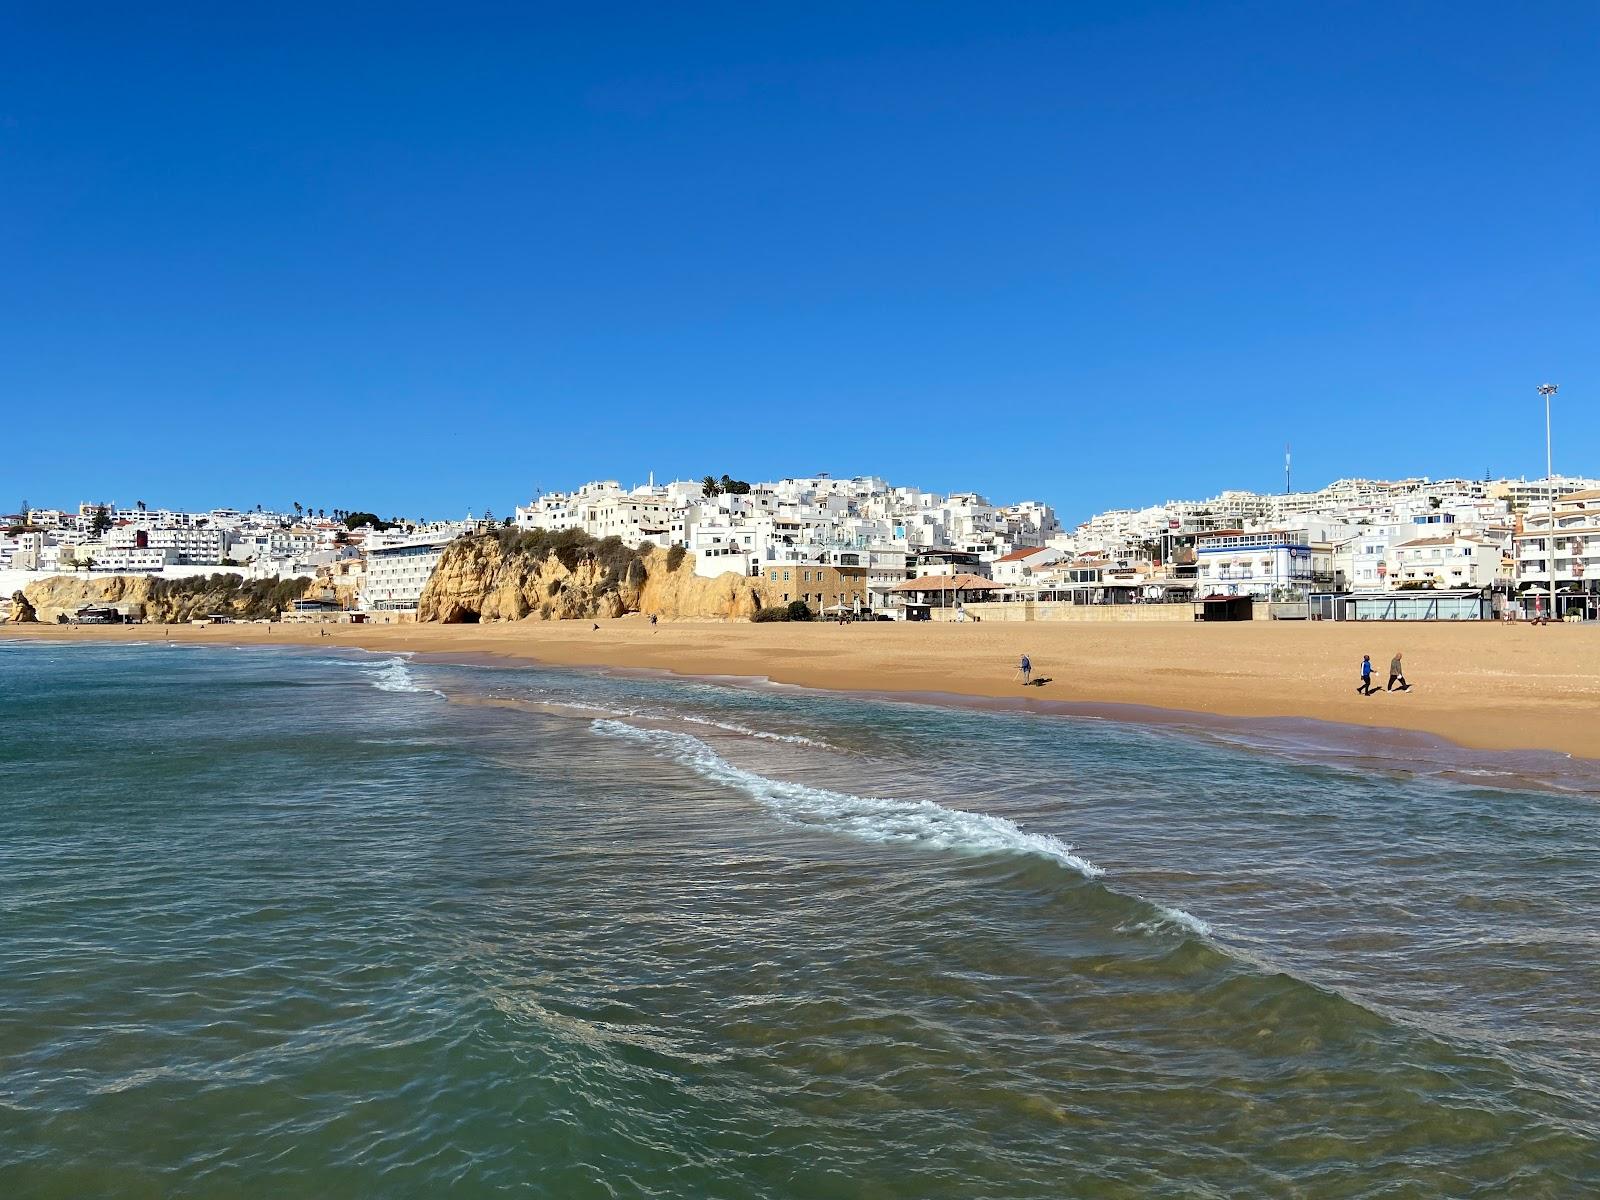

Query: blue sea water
<box><xmin>2</xmin><ymin>640</ymin><xmax>1598</xmax><ymax>1197</ymax></box>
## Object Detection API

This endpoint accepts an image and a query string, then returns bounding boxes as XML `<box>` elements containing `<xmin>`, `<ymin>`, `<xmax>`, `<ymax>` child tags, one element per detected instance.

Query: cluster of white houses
<box><xmin>6</xmin><ymin>473</ymin><xmax>1600</xmax><ymax>621</ymax></box>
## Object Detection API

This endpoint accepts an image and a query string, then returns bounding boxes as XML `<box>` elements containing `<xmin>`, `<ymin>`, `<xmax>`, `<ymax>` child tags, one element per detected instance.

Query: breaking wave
<box><xmin>591</xmin><ymin>719</ymin><xmax>1105</xmax><ymax>879</ymax></box>
<box><xmin>678</xmin><ymin>713</ymin><xmax>833</xmax><ymax>748</ymax></box>
<box><xmin>521</xmin><ymin>692</ymin><xmax>833</xmax><ymax>749</ymax></box>
<box><xmin>366</xmin><ymin>657</ymin><xmax>445</xmax><ymax>697</ymax></box>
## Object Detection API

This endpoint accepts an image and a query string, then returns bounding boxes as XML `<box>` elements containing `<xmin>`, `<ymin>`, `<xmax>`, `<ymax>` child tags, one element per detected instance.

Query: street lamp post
<box><xmin>1539</xmin><ymin>383</ymin><xmax>1559</xmax><ymax>621</ymax></box>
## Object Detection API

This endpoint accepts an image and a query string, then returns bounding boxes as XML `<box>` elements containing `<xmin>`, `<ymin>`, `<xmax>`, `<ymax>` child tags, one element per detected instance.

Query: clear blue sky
<box><xmin>4</xmin><ymin>1</ymin><xmax>1595</xmax><ymax>524</ymax></box>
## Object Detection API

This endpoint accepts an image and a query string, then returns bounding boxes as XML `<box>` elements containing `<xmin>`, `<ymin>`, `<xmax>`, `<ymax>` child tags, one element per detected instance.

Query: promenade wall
<box><xmin>937</xmin><ymin>601</ymin><xmax>1204</xmax><ymax>623</ymax></box>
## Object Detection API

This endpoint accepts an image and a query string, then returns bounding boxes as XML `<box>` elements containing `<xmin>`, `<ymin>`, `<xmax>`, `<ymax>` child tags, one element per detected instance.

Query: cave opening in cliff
<box><xmin>451</xmin><ymin>608</ymin><xmax>480</xmax><ymax>624</ymax></box>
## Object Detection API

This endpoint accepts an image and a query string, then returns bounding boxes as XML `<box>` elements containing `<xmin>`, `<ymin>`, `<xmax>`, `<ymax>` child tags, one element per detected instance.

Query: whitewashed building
<box><xmin>1194</xmin><ymin>529</ymin><xmax>1314</xmax><ymax>598</ymax></box>
<box><xmin>1385</xmin><ymin>533</ymin><xmax>1502</xmax><ymax>591</ymax></box>
<box><xmin>1514</xmin><ymin>488</ymin><xmax>1600</xmax><ymax>618</ymax></box>
<box><xmin>361</xmin><ymin>529</ymin><xmax>461</xmax><ymax>612</ymax></box>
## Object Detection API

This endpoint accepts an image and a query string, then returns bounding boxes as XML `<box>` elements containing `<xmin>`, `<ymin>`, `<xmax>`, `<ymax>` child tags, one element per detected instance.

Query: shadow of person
<box><xmin>1027</xmin><ymin>676</ymin><xmax>1052</xmax><ymax>687</ymax></box>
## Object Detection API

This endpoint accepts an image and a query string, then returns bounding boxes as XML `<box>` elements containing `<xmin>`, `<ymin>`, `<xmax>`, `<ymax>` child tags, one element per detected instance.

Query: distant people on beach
<box><xmin>1388</xmin><ymin>652</ymin><xmax>1410</xmax><ymax>692</ymax></box>
<box><xmin>1357</xmin><ymin>654</ymin><xmax>1374</xmax><ymax>695</ymax></box>
<box><xmin>1019</xmin><ymin>654</ymin><xmax>1031</xmax><ymax>685</ymax></box>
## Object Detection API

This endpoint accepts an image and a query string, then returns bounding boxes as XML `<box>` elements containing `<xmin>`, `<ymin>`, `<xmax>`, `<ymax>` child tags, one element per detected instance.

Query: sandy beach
<box><xmin>6</xmin><ymin>617</ymin><xmax>1598</xmax><ymax>760</ymax></box>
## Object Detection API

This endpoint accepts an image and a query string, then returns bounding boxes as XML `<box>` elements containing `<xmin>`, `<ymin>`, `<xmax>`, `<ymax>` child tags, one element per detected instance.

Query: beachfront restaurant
<box><xmin>889</xmin><ymin>574</ymin><xmax>1000</xmax><ymax>620</ymax></box>
<box><xmin>1309</xmin><ymin>590</ymin><xmax>1490</xmax><ymax>621</ymax></box>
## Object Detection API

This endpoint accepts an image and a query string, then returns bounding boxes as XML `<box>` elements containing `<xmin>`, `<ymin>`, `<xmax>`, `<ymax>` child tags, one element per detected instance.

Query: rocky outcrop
<box><xmin>23</xmin><ymin>575</ymin><xmax>157</xmax><ymax>624</ymax></box>
<box><xmin>418</xmin><ymin>534</ymin><xmax>780</xmax><ymax>623</ymax></box>
<box><xmin>634</xmin><ymin>551</ymin><xmax>778</xmax><ymax>620</ymax></box>
<box><xmin>22</xmin><ymin>573</ymin><xmax>310</xmax><ymax>624</ymax></box>
<box><xmin>8</xmin><ymin>590</ymin><xmax>38</xmax><ymax>623</ymax></box>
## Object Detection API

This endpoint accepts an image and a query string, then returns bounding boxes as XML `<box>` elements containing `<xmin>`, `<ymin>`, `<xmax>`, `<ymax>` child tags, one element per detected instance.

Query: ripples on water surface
<box><xmin>1</xmin><ymin>641</ymin><xmax>1598</xmax><ymax>1197</ymax></box>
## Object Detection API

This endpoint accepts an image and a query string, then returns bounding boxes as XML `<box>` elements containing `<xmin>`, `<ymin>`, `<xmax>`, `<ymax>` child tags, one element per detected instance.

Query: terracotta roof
<box><xmin>889</xmin><ymin>573</ymin><xmax>999</xmax><ymax>592</ymax></box>
<box><xmin>994</xmin><ymin>546</ymin><xmax>1052</xmax><ymax>563</ymax></box>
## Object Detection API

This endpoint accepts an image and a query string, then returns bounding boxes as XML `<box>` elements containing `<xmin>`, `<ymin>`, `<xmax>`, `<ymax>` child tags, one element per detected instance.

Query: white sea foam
<box><xmin>1115</xmin><ymin>904</ymin><xmax>1213</xmax><ymax>939</ymax></box>
<box><xmin>678</xmin><ymin>714</ymin><xmax>832</xmax><ymax>749</ymax></box>
<box><xmin>1155</xmin><ymin>905</ymin><xmax>1212</xmax><ymax>936</ymax></box>
<box><xmin>526</xmin><ymin>693</ymin><xmax>831</xmax><ymax>747</ymax></box>
<box><xmin>591</xmin><ymin>719</ymin><xmax>1104</xmax><ymax>879</ymax></box>
<box><xmin>532</xmin><ymin>697</ymin><xmax>646</xmax><ymax>719</ymax></box>
<box><xmin>366</xmin><ymin>657</ymin><xmax>444</xmax><ymax>697</ymax></box>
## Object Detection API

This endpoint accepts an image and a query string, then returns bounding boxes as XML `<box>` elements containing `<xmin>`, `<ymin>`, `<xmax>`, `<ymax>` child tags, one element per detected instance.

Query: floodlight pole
<box><xmin>1539</xmin><ymin>383</ymin><xmax>1559</xmax><ymax>620</ymax></box>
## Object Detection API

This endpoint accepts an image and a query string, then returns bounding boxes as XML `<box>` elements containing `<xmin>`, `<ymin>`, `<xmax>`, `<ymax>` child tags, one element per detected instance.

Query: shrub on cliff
<box><xmin>666</xmin><ymin>544</ymin><xmax>686</xmax><ymax>573</ymax></box>
<box><xmin>484</xmin><ymin>528</ymin><xmax>652</xmax><ymax>583</ymax></box>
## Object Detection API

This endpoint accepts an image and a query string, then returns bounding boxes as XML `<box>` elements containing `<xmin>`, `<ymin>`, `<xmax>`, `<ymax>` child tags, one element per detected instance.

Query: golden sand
<box><xmin>6</xmin><ymin>617</ymin><xmax>1598</xmax><ymax>759</ymax></box>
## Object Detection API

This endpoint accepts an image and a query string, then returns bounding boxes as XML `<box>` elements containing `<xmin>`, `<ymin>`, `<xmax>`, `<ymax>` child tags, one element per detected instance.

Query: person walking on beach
<box><xmin>1387</xmin><ymin>652</ymin><xmax>1410</xmax><ymax>692</ymax></box>
<box><xmin>1357</xmin><ymin>654</ymin><xmax>1374</xmax><ymax>695</ymax></box>
<box><xmin>1019</xmin><ymin>653</ymin><xmax>1032</xmax><ymax>685</ymax></box>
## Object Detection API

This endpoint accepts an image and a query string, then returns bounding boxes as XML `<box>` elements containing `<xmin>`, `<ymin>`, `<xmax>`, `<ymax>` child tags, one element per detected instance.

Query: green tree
<box><xmin>701</xmin><ymin>475</ymin><xmax>721</xmax><ymax>498</ymax></box>
<box><xmin>89</xmin><ymin>505</ymin><xmax>112</xmax><ymax>537</ymax></box>
<box><xmin>342</xmin><ymin>511</ymin><xmax>394</xmax><ymax>531</ymax></box>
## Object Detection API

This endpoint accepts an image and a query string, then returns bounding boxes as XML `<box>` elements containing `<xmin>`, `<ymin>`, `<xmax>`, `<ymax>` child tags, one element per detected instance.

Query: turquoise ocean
<box><xmin>2</xmin><ymin>639</ymin><xmax>1598</xmax><ymax>1197</ymax></box>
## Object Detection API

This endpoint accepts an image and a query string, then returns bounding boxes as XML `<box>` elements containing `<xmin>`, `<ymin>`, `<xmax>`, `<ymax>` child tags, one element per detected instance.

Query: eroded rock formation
<box><xmin>22</xmin><ymin>573</ymin><xmax>309</xmax><ymax>624</ymax></box>
<box><xmin>417</xmin><ymin>534</ymin><xmax>778</xmax><ymax>623</ymax></box>
<box><xmin>8</xmin><ymin>590</ymin><xmax>38</xmax><ymax>623</ymax></box>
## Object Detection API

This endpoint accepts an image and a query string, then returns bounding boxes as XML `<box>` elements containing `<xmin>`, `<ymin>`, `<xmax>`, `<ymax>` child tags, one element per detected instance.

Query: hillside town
<box><xmin>5</xmin><ymin>472</ymin><xmax>1600</xmax><ymax>623</ymax></box>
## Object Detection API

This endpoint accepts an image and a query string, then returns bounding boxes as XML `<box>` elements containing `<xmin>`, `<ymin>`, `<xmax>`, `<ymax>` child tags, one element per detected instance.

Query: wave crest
<box><xmin>591</xmin><ymin>718</ymin><xmax>1105</xmax><ymax>879</ymax></box>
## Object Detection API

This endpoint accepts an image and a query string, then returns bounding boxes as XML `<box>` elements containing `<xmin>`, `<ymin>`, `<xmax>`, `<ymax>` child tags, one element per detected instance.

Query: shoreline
<box><xmin>4</xmin><ymin>617</ymin><xmax>1598</xmax><ymax>765</ymax></box>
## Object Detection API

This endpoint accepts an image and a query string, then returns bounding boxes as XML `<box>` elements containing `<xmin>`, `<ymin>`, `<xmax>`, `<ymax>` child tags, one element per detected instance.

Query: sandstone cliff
<box><xmin>22</xmin><ymin>573</ymin><xmax>310</xmax><ymax>624</ymax></box>
<box><xmin>8</xmin><ymin>590</ymin><xmax>38</xmax><ymax>623</ymax></box>
<box><xmin>418</xmin><ymin>533</ymin><xmax>779</xmax><ymax>623</ymax></box>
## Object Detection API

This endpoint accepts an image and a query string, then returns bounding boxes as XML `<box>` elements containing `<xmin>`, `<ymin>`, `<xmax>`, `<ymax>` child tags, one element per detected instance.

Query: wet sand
<box><xmin>7</xmin><ymin>617</ymin><xmax>1598</xmax><ymax>761</ymax></box>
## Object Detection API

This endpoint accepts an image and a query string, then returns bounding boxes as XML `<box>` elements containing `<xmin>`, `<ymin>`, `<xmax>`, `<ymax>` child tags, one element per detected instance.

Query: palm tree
<box><xmin>702</xmin><ymin>475</ymin><xmax>720</xmax><ymax>498</ymax></box>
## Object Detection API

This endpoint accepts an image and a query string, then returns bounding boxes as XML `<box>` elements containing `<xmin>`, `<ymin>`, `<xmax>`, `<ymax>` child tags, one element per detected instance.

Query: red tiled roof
<box><xmin>994</xmin><ymin>546</ymin><xmax>1051</xmax><ymax>563</ymax></box>
<box><xmin>890</xmin><ymin>573</ymin><xmax>998</xmax><ymax>592</ymax></box>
